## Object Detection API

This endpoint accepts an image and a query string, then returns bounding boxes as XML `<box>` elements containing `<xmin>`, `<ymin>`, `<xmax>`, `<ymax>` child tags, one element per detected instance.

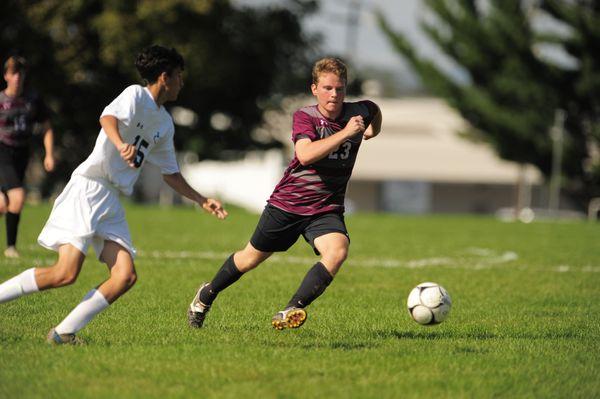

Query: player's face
<box><xmin>311</xmin><ymin>72</ymin><xmax>346</xmax><ymax>119</ymax></box>
<box><xmin>164</xmin><ymin>68</ymin><xmax>184</xmax><ymax>101</ymax></box>
<box><xmin>3</xmin><ymin>69</ymin><xmax>25</xmax><ymax>93</ymax></box>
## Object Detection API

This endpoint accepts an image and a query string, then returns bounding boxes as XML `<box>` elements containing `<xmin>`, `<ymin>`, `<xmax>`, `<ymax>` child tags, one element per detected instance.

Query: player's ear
<box><xmin>311</xmin><ymin>83</ymin><xmax>318</xmax><ymax>95</ymax></box>
<box><xmin>158</xmin><ymin>71</ymin><xmax>169</xmax><ymax>84</ymax></box>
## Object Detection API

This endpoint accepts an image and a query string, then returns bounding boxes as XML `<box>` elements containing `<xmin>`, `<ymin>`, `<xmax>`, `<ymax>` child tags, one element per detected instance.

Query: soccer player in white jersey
<box><xmin>0</xmin><ymin>45</ymin><xmax>227</xmax><ymax>344</ymax></box>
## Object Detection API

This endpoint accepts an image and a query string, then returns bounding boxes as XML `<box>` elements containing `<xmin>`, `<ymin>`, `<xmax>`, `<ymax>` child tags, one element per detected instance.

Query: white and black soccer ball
<box><xmin>407</xmin><ymin>282</ymin><xmax>452</xmax><ymax>325</ymax></box>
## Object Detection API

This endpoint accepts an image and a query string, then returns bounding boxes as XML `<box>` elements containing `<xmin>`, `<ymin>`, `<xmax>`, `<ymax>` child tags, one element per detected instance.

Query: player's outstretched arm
<box><xmin>100</xmin><ymin>115</ymin><xmax>136</xmax><ymax>167</ymax></box>
<box><xmin>162</xmin><ymin>172</ymin><xmax>228</xmax><ymax>220</ymax></box>
<box><xmin>363</xmin><ymin>105</ymin><xmax>382</xmax><ymax>141</ymax></box>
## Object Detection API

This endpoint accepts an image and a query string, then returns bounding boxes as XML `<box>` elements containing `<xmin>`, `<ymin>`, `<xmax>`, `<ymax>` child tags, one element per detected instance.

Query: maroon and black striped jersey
<box><xmin>268</xmin><ymin>100</ymin><xmax>379</xmax><ymax>216</ymax></box>
<box><xmin>0</xmin><ymin>91</ymin><xmax>49</xmax><ymax>148</ymax></box>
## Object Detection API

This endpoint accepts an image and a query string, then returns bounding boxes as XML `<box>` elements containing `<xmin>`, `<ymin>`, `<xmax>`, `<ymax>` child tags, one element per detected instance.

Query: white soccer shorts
<box><xmin>38</xmin><ymin>174</ymin><xmax>136</xmax><ymax>260</ymax></box>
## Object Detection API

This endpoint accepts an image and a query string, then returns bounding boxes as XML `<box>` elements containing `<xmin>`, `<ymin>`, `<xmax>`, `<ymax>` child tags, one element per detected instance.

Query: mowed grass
<box><xmin>1</xmin><ymin>203</ymin><xmax>599</xmax><ymax>399</ymax></box>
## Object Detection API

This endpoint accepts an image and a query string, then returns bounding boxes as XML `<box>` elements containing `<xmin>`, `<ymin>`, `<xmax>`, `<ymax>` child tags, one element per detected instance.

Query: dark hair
<box><xmin>135</xmin><ymin>45</ymin><xmax>184</xmax><ymax>84</ymax></box>
<box><xmin>4</xmin><ymin>55</ymin><xmax>28</xmax><ymax>74</ymax></box>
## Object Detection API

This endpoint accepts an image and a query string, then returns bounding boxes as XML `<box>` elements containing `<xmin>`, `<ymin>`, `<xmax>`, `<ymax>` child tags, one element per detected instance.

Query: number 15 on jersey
<box><xmin>132</xmin><ymin>135</ymin><xmax>149</xmax><ymax>168</ymax></box>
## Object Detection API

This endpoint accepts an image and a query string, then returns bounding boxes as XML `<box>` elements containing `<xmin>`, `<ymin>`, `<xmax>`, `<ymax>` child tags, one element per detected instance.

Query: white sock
<box><xmin>55</xmin><ymin>289</ymin><xmax>109</xmax><ymax>335</ymax></box>
<box><xmin>0</xmin><ymin>268</ymin><xmax>39</xmax><ymax>304</ymax></box>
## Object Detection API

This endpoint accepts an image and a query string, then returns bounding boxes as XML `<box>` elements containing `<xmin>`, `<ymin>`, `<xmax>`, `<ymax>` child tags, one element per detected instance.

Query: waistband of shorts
<box><xmin>71</xmin><ymin>173</ymin><xmax>120</xmax><ymax>194</ymax></box>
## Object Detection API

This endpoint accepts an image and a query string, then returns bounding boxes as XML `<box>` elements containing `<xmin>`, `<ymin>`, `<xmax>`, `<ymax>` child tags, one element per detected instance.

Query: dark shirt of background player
<box><xmin>0</xmin><ymin>55</ymin><xmax>55</xmax><ymax>258</ymax></box>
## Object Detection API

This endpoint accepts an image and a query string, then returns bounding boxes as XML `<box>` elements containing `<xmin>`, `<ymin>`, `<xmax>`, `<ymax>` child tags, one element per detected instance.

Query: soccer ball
<box><xmin>407</xmin><ymin>282</ymin><xmax>452</xmax><ymax>325</ymax></box>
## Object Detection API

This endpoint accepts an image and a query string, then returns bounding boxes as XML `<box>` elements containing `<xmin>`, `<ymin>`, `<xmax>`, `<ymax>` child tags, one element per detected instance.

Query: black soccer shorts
<box><xmin>0</xmin><ymin>144</ymin><xmax>29</xmax><ymax>191</ymax></box>
<box><xmin>250</xmin><ymin>204</ymin><xmax>350</xmax><ymax>255</ymax></box>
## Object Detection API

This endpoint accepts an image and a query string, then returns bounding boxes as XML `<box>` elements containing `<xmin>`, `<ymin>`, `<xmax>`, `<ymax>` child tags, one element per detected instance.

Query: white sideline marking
<box><xmin>20</xmin><ymin>245</ymin><xmax>600</xmax><ymax>273</ymax></box>
<box><xmin>137</xmin><ymin>246</ymin><xmax>520</xmax><ymax>270</ymax></box>
<box><xmin>406</xmin><ymin>258</ymin><xmax>453</xmax><ymax>268</ymax></box>
<box><xmin>135</xmin><ymin>249</ymin><xmax>600</xmax><ymax>273</ymax></box>
<box><xmin>582</xmin><ymin>266</ymin><xmax>600</xmax><ymax>273</ymax></box>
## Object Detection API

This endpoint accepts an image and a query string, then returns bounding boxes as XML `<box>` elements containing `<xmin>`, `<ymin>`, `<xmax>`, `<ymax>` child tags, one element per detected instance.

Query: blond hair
<box><xmin>312</xmin><ymin>58</ymin><xmax>347</xmax><ymax>85</ymax></box>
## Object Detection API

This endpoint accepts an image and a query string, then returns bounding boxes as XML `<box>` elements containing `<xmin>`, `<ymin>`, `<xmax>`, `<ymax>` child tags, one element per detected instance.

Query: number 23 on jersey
<box><xmin>328</xmin><ymin>141</ymin><xmax>351</xmax><ymax>160</ymax></box>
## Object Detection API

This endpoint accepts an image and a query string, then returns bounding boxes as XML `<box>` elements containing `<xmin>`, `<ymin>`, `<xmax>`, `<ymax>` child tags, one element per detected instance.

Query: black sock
<box><xmin>6</xmin><ymin>212</ymin><xmax>20</xmax><ymax>247</ymax></box>
<box><xmin>286</xmin><ymin>262</ymin><xmax>333</xmax><ymax>309</ymax></box>
<box><xmin>200</xmin><ymin>254</ymin><xmax>243</xmax><ymax>305</ymax></box>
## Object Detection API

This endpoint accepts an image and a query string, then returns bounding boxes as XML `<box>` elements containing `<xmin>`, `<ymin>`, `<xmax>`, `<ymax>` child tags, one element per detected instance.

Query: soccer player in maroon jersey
<box><xmin>188</xmin><ymin>57</ymin><xmax>382</xmax><ymax>330</ymax></box>
<box><xmin>0</xmin><ymin>56</ymin><xmax>55</xmax><ymax>258</ymax></box>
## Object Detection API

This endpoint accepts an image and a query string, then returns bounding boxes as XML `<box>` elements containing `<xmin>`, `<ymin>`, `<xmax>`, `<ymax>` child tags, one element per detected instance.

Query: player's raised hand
<box><xmin>202</xmin><ymin>198</ymin><xmax>228</xmax><ymax>220</ymax></box>
<box><xmin>363</xmin><ymin>126</ymin><xmax>379</xmax><ymax>140</ymax></box>
<box><xmin>345</xmin><ymin>115</ymin><xmax>365</xmax><ymax>137</ymax></box>
<box><xmin>119</xmin><ymin>143</ymin><xmax>136</xmax><ymax>168</ymax></box>
<box><xmin>43</xmin><ymin>154</ymin><xmax>55</xmax><ymax>172</ymax></box>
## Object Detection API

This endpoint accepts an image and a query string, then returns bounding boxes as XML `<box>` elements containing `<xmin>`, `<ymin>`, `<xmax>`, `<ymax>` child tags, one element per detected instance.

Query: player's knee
<box><xmin>7</xmin><ymin>202</ymin><xmax>24</xmax><ymax>214</ymax></box>
<box><xmin>113</xmin><ymin>269</ymin><xmax>137</xmax><ymax>289</ymax></box>
<box><xmin>51</xmin><ymin>267</ymin><xmax>79</xmax><ymax>287</ymax></box>
<box><xmin>321</xmin><ymin>248</ymin><xmax>348</xmax><ymax>275</ymax></box>
<box><xmin>235</xmin><ymin>247</ymin><xmax>267</xmax><ymax>271</ymax></box>
<box><xmin>331</xmin><ymin>246</ymin><xmax>348</xmax><ymax>265</ymax></box>
<box><xmin>7</xmin><ymin>190</ymin><xmax>25</xmax><ymax>213</ymax></box>
<box><xmin>235</xmin><ymin>255</ymin><xmax>259</xmax><ymax>271</ymax></box>
<box><xmin>125</xmin><ymin>271</ymin><xmax>137</xmax><ymax>288</ymax></box>
<box><xmin>248</xmin><ymin>254</ymin><xmax>265</xmax><ymax>269</ymax></box>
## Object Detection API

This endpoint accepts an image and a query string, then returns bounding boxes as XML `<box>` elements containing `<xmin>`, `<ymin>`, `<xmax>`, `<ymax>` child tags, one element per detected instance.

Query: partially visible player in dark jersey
<box><xmin>0</xmin><ymin>55</ymin><xmax>55</xmax><ymax>258</ymax></box>
<box><xmin>188</xmin><ymin>57</ymin><xmax>383</xmax><ymax>330</ymax></box>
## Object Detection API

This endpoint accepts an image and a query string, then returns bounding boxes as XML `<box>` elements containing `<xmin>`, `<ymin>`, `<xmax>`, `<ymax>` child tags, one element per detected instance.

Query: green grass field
<box><xmin>1</xmin><ymin>203</ymin><xmax>599</xmax><ymax>398</ymax></box>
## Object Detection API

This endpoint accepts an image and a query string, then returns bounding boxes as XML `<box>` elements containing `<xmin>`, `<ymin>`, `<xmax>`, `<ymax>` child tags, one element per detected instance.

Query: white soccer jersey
<box><xmin>73</xmin><ymin>85</ymin><xmax>180</xmax><ymax>195</ymax></box>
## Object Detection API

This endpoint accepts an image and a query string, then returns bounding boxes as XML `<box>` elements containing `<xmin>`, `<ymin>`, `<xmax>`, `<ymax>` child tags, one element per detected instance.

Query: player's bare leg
<box><xmin>0</xmin><ymin>243</ymin><xmax>88</xmax><ymax>343</ymax></box>
<box><xmin>1</xmin><ymin>244</ymin><xmax>85</xmax><ymax>304</ymax></box>
<box><xmin>3</xmin><ymin>187</ymin><xmax>25</xmax><ymax>258</ymax></box>
<box><xmin>48</xmin><ymin>241</ymin><xmax>136</xmax><ymax>345</ymax></box>
<box><xmin>34</xmin><ymin>244</ymin><xmax>85</xmax><ymax>290</ymax></box>
<box><xmin>273</xmin><ymin>233</ymin><xmax>348</xmax><ymax>330</ymax></box>
<box><xmin>5</xmin><ymin>187</ymin><xmax>25</xmax><ymax>213</ymax></box>
<box><xmin>96</xmin><ymin>240</ymin><xmax>137</xmax><ymax>303</ymax></box>
<box><xmin>0</xmin><ymin>190</ymin><xmax>6</xmax><ymax>214</ymax></box>
<box><xmin>0</xmin><ymin>191</ymin><xmax>7</xmax><ymax>251</ymax></box>
<box><xmin>188</xmin><ymin>243</ymin><xmax>272</xmax><ymax>328</ymax></box>
<box><xmin>313</xmin><ymin>232</ymin><xmax>349</xmax><ymax>276</ymax></box>
<box><xmin>233</xmin><ymin>242</ymin><xmax>273</xmax><ymax>272</ymax></box>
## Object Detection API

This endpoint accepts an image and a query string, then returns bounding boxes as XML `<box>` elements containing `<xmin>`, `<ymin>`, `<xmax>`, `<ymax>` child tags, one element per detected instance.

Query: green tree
<box><xmin>378</xmin><ymin>0</ymin><xmax>600</xmax><ymax>210</ymax></box>
<box><xmin>1</xmin><ymin>0</ymin><xmax>318</xmax><ymax>195</ymax></box>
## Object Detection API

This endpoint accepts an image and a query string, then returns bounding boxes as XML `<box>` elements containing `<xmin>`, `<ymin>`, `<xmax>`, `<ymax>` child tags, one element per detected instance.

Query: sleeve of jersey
<box><xmin>360</xmin><ymin>100</ymin><xmax>379</xmax><ymax>126</ymax></box>
<box><xmin>291</xmin><ymin>110</ymin><xmax>318</xmax><ymax>143</ymax></box>
<box><xmin>100</xmin><ymin>85</ymin><xmax>139</xmax><ymax>127</ymax></box>
<box><xmin>146</xmin><ymin>126</ymin><xmax>180</xmax><ymax>175</ymax></box>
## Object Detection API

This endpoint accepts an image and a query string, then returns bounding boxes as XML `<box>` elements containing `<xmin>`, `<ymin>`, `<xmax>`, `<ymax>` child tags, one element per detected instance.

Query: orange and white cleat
<box><xmin>271</xmin><ymin>307</ymin><xmax>307</xmax><ymax>330</ymax></box>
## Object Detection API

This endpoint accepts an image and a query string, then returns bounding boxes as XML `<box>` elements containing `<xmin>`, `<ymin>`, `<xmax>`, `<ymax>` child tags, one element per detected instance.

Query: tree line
<box><xmin>379</xmin><ymin>0</ymin><xmax>599</xmax><ymax>210</ymax></box>
<box><xmin>1</xmin><ymin>0</ymin><xmax>318</xmax><ymax>196</ymax></box>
